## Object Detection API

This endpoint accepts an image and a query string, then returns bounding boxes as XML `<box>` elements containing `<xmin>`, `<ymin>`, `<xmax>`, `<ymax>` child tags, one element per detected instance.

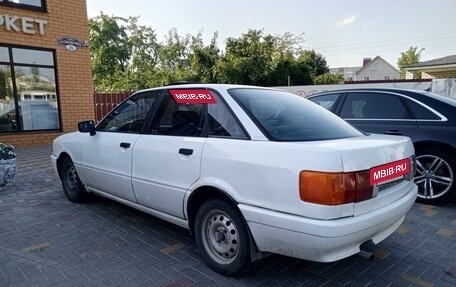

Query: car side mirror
<box><xmin>78</xmin><ymin>120</ymin><xmax>96</xmax><ymax>136</ymax></box>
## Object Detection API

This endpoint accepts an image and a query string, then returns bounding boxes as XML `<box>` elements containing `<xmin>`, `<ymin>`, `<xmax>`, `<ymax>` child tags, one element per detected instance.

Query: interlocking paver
<box><xmin>0</xmin><ymin>145</ymin><xmax>455</xmax><ymax>286</ymax></box>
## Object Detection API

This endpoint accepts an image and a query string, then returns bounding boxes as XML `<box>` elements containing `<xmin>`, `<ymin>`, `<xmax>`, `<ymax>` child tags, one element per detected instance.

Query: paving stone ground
<box><xmin>0</xmin><ymin>145</ymin><xmax>455</xmax><ymax>287</ymax></box>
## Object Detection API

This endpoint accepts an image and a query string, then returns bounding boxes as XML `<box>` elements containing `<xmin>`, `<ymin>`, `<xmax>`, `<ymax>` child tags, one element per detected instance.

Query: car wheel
<box><xmin>414</xmin><ymin>148</ymin><xmax>456</xmax><ymax>204</ymax></box>
<box><xmin>60</xmin><ymin>157</ymin><xmax>87</xmax><ymax>203</ymax></box>
<box><xmin>194</xmin><ymin>199</ymin><xmax>251</xmax><ymax>275</ymax></box>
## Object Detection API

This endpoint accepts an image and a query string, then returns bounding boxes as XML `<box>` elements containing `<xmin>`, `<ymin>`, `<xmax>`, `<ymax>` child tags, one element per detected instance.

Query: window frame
<box><xmin>206</xmin><ymin>89</ymin><xmax>249</xmax><ymax>140</ymax></box>
<box><xmin>308</xmin><ymin>93</ymin><xmax>343</xmax><ymax>112</ymax></box>
<box><xmin>0</xmin><ymin>43</ymin><xmax>61</xmax><ymax>133</ymax></box>
<box><xmin>142</xmin><ymin>88</ymin><xmax>250</xmax><ymax>140</ymax></box>
<box><xmin>96</xmin><ymin>90</ymin><xmax>163</xmax><ymax>134</ymax></box>
<box><xmin>338</xmin><ymin>91</ymin><xmax>415</xmax><ymax>121</ymax></box>
<box><xmin>148</xmin><ymin>91</ymin><xmax>206</xmax><ymax>137</ymax></box>
<box><xmin>0</xmin><ymin>0</ymin><xmax>47</xmax><ymax>11</ymax></box>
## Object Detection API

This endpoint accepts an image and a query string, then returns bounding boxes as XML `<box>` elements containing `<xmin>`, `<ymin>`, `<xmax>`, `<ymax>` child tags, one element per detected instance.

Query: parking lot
<box><xmin>0</xmin><ymin>145</ymin><xmax>455</xmax><ymax>287</ymax></box>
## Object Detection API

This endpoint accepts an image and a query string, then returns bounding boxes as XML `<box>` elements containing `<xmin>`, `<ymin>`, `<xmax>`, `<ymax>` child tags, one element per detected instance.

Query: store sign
<box><xmin>57</xmin><ymin>37</ymin><xmax>86</xmax><ymax>51</ymax></box>
<box><xmin>0</xmin><ymin>14</ymin><xmax>47</xmax><ymax>35</ymax></box>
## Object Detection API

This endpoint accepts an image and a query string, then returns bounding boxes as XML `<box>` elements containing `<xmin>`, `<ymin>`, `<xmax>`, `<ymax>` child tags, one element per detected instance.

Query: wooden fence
<box><xmin>93</xmin><ymin>92</ymin><xmax>132</xmax><ymax>122</ymax></box>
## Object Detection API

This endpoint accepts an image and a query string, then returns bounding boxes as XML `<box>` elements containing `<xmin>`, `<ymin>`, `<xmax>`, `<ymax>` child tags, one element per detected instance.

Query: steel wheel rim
<box><xmin>65</xmin><ymin>165</ymin><xmax>79</xmax><ymax>195</ymax></box>
<box><xmin>414</xmin><ymin>155</ymin><xmax>453</xmax><ymax>199</ymax></box>
<box><xmin>201</xmin><ymin>209</ymin><xmax>239</xmax><ymax>265</ymax></box>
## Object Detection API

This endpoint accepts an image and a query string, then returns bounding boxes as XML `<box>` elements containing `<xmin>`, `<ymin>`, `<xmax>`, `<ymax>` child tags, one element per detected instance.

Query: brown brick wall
<box><xmin>0</xmin><ymin>0</ymin><xmax>93</xmax><ymax>147</ymax></box>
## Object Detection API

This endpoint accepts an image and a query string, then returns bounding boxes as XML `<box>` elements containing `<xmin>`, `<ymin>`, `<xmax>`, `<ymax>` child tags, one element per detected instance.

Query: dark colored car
<box><xmin>308</xmin><ymin>88</ymin><xmax>456</xmax><ymax>204</ymax></box>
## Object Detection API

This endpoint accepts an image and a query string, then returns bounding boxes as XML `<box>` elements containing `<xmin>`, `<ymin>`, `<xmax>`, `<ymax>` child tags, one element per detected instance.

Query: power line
<box><xmin>314</xmin><ymin>32</ymin><xmax>456</xmax><ymax>51</ymax></box>
<box><xmin>319</xmin><ymin>39</ymin><xmax>456</xmax><ymax>57</ymax></box>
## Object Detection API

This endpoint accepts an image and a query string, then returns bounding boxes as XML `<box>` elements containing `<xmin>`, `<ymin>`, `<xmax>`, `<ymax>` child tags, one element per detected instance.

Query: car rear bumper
<box><xmin>239</xmin><ymin>183</ymin><xmax>417</xmax><ymax>262</ymax></box>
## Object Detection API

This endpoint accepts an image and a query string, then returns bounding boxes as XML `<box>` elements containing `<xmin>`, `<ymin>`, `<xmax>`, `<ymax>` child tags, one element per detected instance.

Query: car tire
<box><xmin>60</xmin><ymin>157</ymin><xmax>87</xmax><ymax>203</ymax></box>
<box><xmin>194</xmin><ymin>199</ymin><xmax>251</xmax><ymax>275</ymax></box>
<box><xmin>414</xmin><ymin>147</ymin><xmax>456</xmax><ymax>204</ymax></box>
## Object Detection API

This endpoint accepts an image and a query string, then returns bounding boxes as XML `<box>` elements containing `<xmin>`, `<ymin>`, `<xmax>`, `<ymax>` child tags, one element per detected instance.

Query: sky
<box><xmin>86</xmin><ymin>0</ymin><xmax>456</xmax><ymax>69</ymax></box>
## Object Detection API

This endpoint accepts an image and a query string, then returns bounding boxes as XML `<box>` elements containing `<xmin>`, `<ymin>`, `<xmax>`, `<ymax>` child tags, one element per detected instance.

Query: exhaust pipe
<box><xmin>359</xmin><ymin>250</ymin><xmax>374</xmax><ymax>261</ymax></box>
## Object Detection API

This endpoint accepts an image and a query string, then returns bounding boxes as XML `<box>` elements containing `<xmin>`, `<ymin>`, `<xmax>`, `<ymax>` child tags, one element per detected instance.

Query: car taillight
<box><xmin>299</xmin><ymin>170</ymin><xmax>373</xmax><ymax>205</ymax></box>
<box><xmin>405</xmin><ymin>155</ymin><xmax>416</xmax><ymax>181</ymax></box>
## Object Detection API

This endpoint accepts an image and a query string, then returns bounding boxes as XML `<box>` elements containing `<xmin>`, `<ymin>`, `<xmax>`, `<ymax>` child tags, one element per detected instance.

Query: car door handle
<box><xmin>120</xmin><ymin>142</ymin><xmax>131</xmax><ymax>148</ymax></box>
<box><xmin>179</xmin><ymin>148</ymin><xmax>193</xmax><ymax>156</ymax></box>
<box><xmin>385</xmin><ymin>130</ymin><xmax>402</xmax><ymax>135</ymax></box>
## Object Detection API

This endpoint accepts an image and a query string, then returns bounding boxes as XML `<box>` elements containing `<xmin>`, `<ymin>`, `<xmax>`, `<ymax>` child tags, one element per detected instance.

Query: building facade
<box><xmin>329</xmin><ymin>66</ymin><xmax>361</xmax><ymax>81</ymax></box>
<box><xmin>354</xmin><ymin>56</ymin><xmax>400</xmax><ymax>81</ymax></box>
<box><xmin>0</xmin><ymin>0</ymin><xmax>93</xmax><ymax>147</ymax></box>
<box><xmin>405</xmin><ymin>55</ymin><xmax>456</xmax><ymax>79</ymax></box>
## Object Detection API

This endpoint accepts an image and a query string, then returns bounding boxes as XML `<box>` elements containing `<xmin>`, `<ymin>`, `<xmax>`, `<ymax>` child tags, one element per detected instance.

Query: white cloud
<box><xmin>337</xmin><ymin>15</ymin><xmax>357</xmax><ymax>26</ymax></box>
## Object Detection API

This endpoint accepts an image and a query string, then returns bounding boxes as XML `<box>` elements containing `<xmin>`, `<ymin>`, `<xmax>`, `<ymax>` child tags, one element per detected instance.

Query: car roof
<box><xmin>135</xmin><ymin>83</ymin><xmax>282</xmax><ymax>93</ymax></box>
<box><xmin>308</xmin><ymin>87</ymin><xmax>456</xmax><ymax>107</ymax></box>
<box><xmin>309</xmin><ymin>87</ymin><xmax>426</xmax><ymax>95</ymax></box>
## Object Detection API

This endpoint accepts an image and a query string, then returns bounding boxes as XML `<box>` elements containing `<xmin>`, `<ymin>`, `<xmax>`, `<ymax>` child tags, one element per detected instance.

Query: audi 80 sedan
<box><xmin>51</xmin><ymin>84</ymin><xmax>417</xmax><ymax>275</ymax></box>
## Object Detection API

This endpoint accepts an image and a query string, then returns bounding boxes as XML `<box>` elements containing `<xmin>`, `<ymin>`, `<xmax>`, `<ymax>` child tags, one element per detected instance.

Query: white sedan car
<box><xmin>51</xmin><ymin>84</ymin><xmax>417</xmax><ymax>275</ymax></box>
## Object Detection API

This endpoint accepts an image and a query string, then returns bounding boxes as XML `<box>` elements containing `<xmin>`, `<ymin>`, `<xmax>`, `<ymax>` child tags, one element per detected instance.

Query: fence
<box><xmin>93</xmin><ymin>92</ymin><xmax>132</xmax><ymax>122</ymax></box>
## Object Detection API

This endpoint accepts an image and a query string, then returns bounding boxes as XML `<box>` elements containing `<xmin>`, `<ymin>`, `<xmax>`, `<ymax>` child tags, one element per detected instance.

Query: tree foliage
<box><xmin>298</xmin><ymin>50</ymin><xmax>329</xmax><ymax>78</ymax></box>
<box><xmin>88</xmin><ymin>14</ymin><xmax>330</xmax><ymax>91</ymax></box>
<box><xmin>397</xmin><ymin>46</ymin><xmax>425</xmax><ymax>79</ymax></box>
<box><xmin>314</xmin><ymin>73</ymin><xmax>344</xmax><ymax>85</ymax></box>
<box><xmin>89</xmin><ymin>13</ymin><xmax>132</xmax><ymax>89</ymax></box>
<box><xmin>0</xmin><ymin>69</ymin><xmax>12</xmax><ymax>100</ymax></box>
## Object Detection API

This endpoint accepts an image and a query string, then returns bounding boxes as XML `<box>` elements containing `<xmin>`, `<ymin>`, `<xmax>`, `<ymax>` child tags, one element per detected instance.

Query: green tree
<box><xmin>89</xmin><ymin>13</ymin><xmax>168</xmax><ymax>91</ymax></box>
<box><xmin>88</xmin><ymin>13</ymin><xmax>328</xmax><ymax>90</ymax></box>
<box><xmin>314</xmin><ymin>73</ymin><xmax>344</xmax><ymax>85</ymax></box>
<box><xmin>189</xmin><ymin>32</ymin><xmax>220</xmax><ymax>83</ymax></box>
<box><xmin>267</xmin><ymin>59</ymin><xmax>312</xmax><ymax>86</ymax></box>
<box><xmin>89</xmin><ymin>13</ymin><xmax>132</xmax><ymax>90</ymax></box>
<box><xmin>297</xmin><ymin>50</ymin><xmax>329</xmax><ymax>78</ymax></box>
<box><xmin>214</xmin><ymin>30</ymin><xmax>312</xmax><ymax>86</ymax></box>
<box><xmin>397</xmin><ymin>46</ymin><xmax>425</xmax><ymax>79</ymax></box>
<box><xmin>0</xmin><ymin>68</ymin><xmax>12</xmax><ymax>100</ymax></box>
<box><xmin>215</xmin><ymin>29</ymin><xmax>276</xmax><ymax>85</ymax></box>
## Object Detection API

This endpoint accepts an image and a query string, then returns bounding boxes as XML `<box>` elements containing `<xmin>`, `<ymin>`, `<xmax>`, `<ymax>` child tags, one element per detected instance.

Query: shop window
<box><xmin>12</xmin><ymin>48</ymin><xmax>54</xmax><ymax>65</ymax></box>
<box><xmin>0</xmin><ymin>45</ymin><xmax>60</xmax><ymax>133</ymax></box>
<box><xmin>0</xmin><ymin>47</ymin><xmax>9</xmax><ymax>62</ymax></box>
<box><xmin>0</xmin><ymin>0</ymin><xmax>46</xmax><ymax>10</ymax></box>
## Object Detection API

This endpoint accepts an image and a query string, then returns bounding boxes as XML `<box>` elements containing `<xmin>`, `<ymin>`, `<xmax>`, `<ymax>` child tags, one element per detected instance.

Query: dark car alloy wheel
<box><xmin>414</xmin><ymin>150</ymin><xmax>455</xmax><ymax>203</ymax></box>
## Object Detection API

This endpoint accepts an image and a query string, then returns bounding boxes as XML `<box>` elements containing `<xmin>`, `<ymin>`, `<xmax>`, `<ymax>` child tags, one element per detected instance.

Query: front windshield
<box><xmin>229</xmin><ymin>88</ymin><xmax>364</xmax><ymax>141</ymax></box>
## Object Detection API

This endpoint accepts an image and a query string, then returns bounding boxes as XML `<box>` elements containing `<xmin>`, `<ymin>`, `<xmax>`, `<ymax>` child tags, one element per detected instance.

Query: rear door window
<box><xmin>208</xmin><ymin>94</ymin><xmax>248</xmax><ymax>139</ymax></box>
<box><xmin>404</xmin><ymin>98</ymin><xmax>440</xmax><ymax>120</ymax></box>
<box><xmin>149</xmin><ymin>91</ymin><xmax>204</xmax><ymax>137</ymax></box>
<box><xmin>308</xmin><ymin>93</ymin><xmax>341</xmax><ymax>111</ymax></box>
<box><xmin>340</xmin><ymin>92</ymin><xmax>412</xmax><ymax>119</ymax></box>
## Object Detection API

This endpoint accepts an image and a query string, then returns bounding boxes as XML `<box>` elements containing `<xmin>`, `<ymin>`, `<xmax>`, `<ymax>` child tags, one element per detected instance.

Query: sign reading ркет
<box><xmin>169</xmin><ymin>89</ymin><xmax>217</xmax><ymax>104</ymax></box>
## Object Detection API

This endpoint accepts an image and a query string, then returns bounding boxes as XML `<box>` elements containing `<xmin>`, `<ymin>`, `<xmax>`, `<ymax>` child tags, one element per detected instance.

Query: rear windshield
<box><xmin>415</xmin><ymin>90</ymin><xmax>456</xmax><ymax>107</ymax></box>
<box><xmin>229</xmin><ymin>88</ymin><xmax>364</xmax><ymax>141</ymax></box>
